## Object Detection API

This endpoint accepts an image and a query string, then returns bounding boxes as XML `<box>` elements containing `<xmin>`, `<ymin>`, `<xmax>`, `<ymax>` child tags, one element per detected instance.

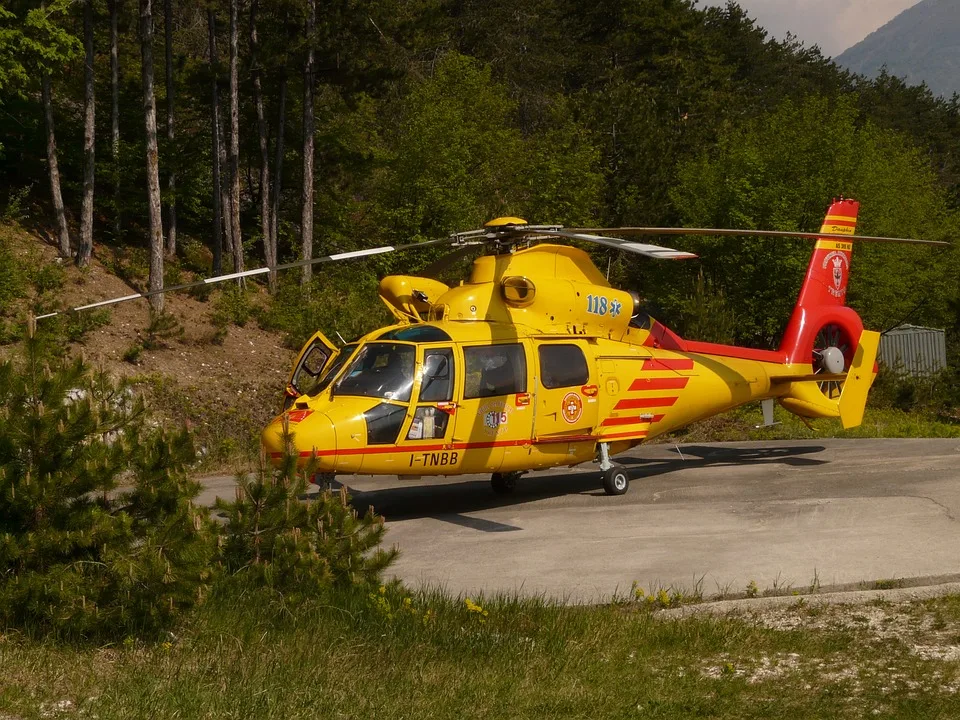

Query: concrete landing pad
<box><xmin>335</xmin><ymin>439</ymin><xmax>960</xmax><ymax>601</ymax></box>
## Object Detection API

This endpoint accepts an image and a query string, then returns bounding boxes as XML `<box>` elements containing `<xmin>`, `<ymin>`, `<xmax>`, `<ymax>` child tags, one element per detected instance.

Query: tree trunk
<box><xmin>207</xmin><ymin>9</ymin><xmax>223</xmax><ymax>275</ymax></box>
<box><xmin>218</xmin><ymin>107</ymin><xmax>233</xmax><ymax>267</ymax></box>
<box><xmin>163</xmin><ymin>0</ymin><xmax>176</xmax><ymax>256</ymax></box>
<box><xmin>140</xmin><ymin>0</ymin><xmax>165</xmax><ymax>313</ymax></box>
<box><xmin>77</xmin><ymin>0</ymin><xmax>96</xmax><ymax>267</ymax></box>
<box><xmin>110</xmin><ymin>0</ymin><xmax>121</xmax><ymax>242</ymax></box>
<box><xmin>250</xmin><ymin>0</ymin><xmax>274</xmax><ymax>290</ymax></box>
<box><xmin>301</xmin><ymin>0</ymin><xmax>315</xmax><ymax>285</ymax></box>
<box><xmin>228</xmin><ymin>0</ymin><xmax>243</xmax><ymax>273</ymax></box>
<box><xmin>270</xmin><ymin>66</ymin><xmax>287</xmax><ymax>278</ymax></box>
<box><xmin>41</xmin><ymin>74</ymin><xmax>71</xmax><ymax>258</ymax></box>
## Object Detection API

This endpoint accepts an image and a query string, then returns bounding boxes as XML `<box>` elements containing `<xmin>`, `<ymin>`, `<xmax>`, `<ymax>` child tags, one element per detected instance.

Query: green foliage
<box><xmin>667</xmin><ymin>96</ymin><xmax>960</xmax><ymax>345</ymax></box>
<box><xmin>0</xmin><ymin>333</ymin><xmax>213</xmax><ymax>640</ymax></box>
<box><xmin>376</xmin><ymin>53</ymin><xmax>527</xmax><ymax>241</ymax></box>
<box><xmin>373</xmin><ymin>53</ymin><xmax>603</xmax><ymax>246</ymax></box>
<box><xmin>0</xmin><ymin>234</ymin><xmax>26</xmax><ymax>311</ymax></box>
<box><xmin>211</xmin><ymin>285</ymin><xmax>255</xmax><ymax>329</ymax></box>
<box><xmin>215</xmin><ymin>430</ymin><xmax>397</xmax><ymax>595</ymax></box>
<box><xmin>675</xmin><ymin>271</ymin><xmax>738</xmax><ymax>344</ymax></box>
<box><xmin>258</xmin><ymin>271</ymin><xmax>388</xmax><ymax>350</ymax></box>
<box><xmin>0</xmin><ymin>0</ymin><xmax>80</xmax><ymax>98</ymax></box>
<box><xmin>62</xmin><ymin>308</ymin><xmax>110</xmax><ymax>343</ymax></box>
<box><xmin>122</xmin><ymin>342</ymin><xmax>143</xmax><ymax>365</ymax></box>
<box><xmin>1</xmin><ymin>184</ymin><xmax>31</xmax><ymax>222</ymax></box>
<box><xmin>143</xmin><ymin>311</ymin><xmax>184</xmax><ymax>351</ymax></box>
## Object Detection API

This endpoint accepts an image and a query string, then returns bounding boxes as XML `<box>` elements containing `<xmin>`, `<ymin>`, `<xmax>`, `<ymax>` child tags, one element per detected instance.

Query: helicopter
<box><xmin>257</xmin><ymin>198</ymin><xmax>943</xmax><ymax>495</ymax></box>
<box><xmin>37</xmin><ymin>198</ymin><xmax>945</xmax><ymax>495</ymax></box>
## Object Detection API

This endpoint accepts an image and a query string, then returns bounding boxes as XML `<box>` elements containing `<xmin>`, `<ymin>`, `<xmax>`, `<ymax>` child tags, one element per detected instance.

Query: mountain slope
<box><xmin>835</xmin><ymin>0</ymin><xmax>960</xmax><ymax>97</ymax></box>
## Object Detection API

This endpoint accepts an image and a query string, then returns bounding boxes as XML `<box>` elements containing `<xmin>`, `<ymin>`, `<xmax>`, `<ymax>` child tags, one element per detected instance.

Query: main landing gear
<box><xmin>491</xmin><ymin>471</ymin><xmax>523</xmax><ymax>494</ymax></box>
<box><xmin>598</xmin><ymin>442</ymin><xmax>630</xmax><ymax>496</ymax></box>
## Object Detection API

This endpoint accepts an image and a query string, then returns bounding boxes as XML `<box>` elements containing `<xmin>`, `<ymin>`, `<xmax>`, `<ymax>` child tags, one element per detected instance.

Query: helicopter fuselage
<box><xmin>260</xmin><ymin>242</ymin><xmax>870</xmax><ymax>478</ymax></box>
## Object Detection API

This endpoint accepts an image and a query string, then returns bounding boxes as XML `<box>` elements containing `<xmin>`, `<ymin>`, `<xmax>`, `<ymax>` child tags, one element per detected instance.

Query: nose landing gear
<box><xmin>491</xmin><ymin>471</ymin><xmax>523</xmax><ymax>494</ymax></box>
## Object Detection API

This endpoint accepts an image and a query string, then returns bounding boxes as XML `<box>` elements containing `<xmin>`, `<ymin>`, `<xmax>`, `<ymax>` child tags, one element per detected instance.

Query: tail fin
<box><xmin>779</xmin><ymin>199</ymin><xmax>864</xmax><ymax>365</ymax></box>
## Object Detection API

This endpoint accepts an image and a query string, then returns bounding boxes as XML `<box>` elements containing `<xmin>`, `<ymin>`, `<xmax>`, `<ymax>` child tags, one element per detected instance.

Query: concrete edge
<box><xmin>658</xmin><ymin>581</ymin><xmax>960</xmax><ymax>618</ymax></box>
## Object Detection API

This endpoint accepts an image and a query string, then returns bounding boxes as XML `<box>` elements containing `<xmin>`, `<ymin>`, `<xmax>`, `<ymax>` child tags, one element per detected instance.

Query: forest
<box><xmin>1</xmin><ymin>0</ymin><xmax>959</xmax><ymax>351</ymax></box>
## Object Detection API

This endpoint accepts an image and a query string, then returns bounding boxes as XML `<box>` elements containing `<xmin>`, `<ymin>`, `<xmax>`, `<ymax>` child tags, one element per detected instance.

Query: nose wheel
<box><xmin>491</xmin><ymin>471</ymin><xmax>522</xmax><ymax>494</ymax></box>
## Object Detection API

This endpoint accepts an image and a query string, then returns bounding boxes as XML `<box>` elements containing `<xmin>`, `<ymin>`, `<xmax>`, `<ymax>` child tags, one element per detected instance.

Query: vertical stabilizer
<box><xmin>779</xmin><ymin>199</ymin><xmax>864</xmax><ymax>365</ymax></box>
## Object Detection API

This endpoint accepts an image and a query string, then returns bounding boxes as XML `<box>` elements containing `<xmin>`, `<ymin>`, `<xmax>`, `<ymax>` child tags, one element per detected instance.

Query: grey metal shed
<box><xmin>878</xmin><ymin>324</ymin><xmax>947</xmax><ymax>377</ymax></box>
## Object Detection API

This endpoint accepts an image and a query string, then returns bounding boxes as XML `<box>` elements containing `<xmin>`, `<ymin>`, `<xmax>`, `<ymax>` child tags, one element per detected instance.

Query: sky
<box><xmin>698</xmin><ymin>0</ymin><xmax>920</xmax><ymax>56</ymax></box>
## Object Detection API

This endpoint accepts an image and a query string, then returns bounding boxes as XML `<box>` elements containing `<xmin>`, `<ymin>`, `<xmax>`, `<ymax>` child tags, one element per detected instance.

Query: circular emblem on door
<box><xmin>561</xmin><ymin>392</ymin><xmax>583</xmax><ymax>424</ymax></box>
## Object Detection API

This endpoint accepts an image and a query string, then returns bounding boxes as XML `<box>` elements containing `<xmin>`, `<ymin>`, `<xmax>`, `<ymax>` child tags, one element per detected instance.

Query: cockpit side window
<box><xmin>419</xmin><ymin>348</ymin><xmax>454</xmax><ymax>402</ymax></box>
<box><xmin>334</xmin><ymin>342</ymin><xmax>415</xmax><ymax>402</ymax></box>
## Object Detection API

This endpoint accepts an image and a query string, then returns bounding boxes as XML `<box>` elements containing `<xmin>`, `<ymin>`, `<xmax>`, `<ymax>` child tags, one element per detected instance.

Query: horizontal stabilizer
<box><xmin>771</xmin><ymin>372</ymin><xmax>846</xmax><ymax>384</ymax></box>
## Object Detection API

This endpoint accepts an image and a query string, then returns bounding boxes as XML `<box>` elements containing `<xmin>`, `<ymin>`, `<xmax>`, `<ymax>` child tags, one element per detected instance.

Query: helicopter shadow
<box><xmin>617</xmin><ymin>443</ymin><xmax>828</xmax><ymax>469</ymax></box>
<box><xmin>337</xmin><ymin>443</ymin><xmax>829</xmax><ymax>525</ymax></box>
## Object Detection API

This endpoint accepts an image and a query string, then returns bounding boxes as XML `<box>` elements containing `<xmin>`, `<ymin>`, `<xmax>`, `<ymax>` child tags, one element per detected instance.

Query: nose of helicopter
<box><xmin>261</xmin><ymin>409</ymin><xmax>336</xmax><ymax>467</ymax></box>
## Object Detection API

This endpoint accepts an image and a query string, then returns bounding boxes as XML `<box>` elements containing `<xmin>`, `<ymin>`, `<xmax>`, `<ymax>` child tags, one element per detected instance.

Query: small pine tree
<box><xmin>216</xmin><ymin>425</ymin><xmax>397</xmax><ymax>593</ymax></box>
<box><xmin>0</xmin><ymin>326</ymin><xmax>213</xmax><ymax>640</ymax></box>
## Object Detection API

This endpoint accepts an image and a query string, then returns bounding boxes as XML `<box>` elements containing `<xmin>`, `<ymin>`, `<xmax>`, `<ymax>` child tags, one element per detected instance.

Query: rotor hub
<box><xmin>818</xmin><ymin>346</ymin><xmax>846</xmax><ymax>374</ymax></box>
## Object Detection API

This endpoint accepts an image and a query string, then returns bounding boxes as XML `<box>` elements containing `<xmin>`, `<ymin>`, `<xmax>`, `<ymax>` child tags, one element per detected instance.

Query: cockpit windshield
<box><xmin>334</xmin><ymin>342</ymin><xmax>415</xmax><ymax>402</ymax></box>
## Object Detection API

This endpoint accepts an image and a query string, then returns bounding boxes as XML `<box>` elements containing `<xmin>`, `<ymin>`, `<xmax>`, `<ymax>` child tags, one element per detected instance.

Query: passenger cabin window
<box><xmin>463</xmin><ymin>344</ymin><xmax>527</xmax><ymax>399</ymax></box>
<box><xmin>539</xmin><ymin>344</ymin><xmax>588</xmax><ymax>389</ymax></box>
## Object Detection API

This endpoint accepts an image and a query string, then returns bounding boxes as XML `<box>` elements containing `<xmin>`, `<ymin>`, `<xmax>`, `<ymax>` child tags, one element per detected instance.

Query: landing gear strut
<box><xmin>598</xmin><ymin>442</ymin><xmax>630</xmax><ymax>496</ymax></box>
<box><xmin>491</xmin><ymin>471</ymin><xmax>522</xmax><ymax>494</ymax></box>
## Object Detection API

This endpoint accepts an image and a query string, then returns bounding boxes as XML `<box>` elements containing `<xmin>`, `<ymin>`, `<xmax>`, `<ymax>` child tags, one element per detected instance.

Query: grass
<box><xmin>2</xmin><ymin>588</ymin><xmax>960</xmax><ymax>718</ymax></box>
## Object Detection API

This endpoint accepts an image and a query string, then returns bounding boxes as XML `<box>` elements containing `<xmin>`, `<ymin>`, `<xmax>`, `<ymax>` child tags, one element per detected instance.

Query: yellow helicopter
<box><xmin>38</xmin><ymin>199</ymin><xmax>944</xmax><ymax>495</ymax></box>
<box><xmin>259</xmin><ymin>199</ymin><xmax>942</xmax><ymax>495</ymax></box>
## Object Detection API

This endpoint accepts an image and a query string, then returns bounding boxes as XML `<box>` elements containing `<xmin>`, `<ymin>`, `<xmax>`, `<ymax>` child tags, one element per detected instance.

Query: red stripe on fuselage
<box><xmin>614</xmin><ymin>397</ymin><xmax>678</xmax><ymax>410</ymax></box>
<box><xmin>600</xmin><ymin>414</ymin><xmax>665</xmax><ymax>427</ymax></box>
<box><xmin>599</xmin><ymin>430</ymin><xmax>650</xmax><ymax>440</ymax></box>
<box><xmin>642</xmin><ymin>358</ymin><xmax>694</xmax><ymax>372</ymax></box>
<box><xmin>629</xmin><ymin>377</ymin><xmax>689</xmax><ymax>391</ymax></box>
<box><xmin>271</xmin><ymin>434</ymin><xmax>600</xmax><ymax>459</ymax></box>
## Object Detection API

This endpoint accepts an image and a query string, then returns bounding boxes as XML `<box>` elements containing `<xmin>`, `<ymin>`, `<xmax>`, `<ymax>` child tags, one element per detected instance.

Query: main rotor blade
<box><xmin>35</xmin><ymin>237</ymin><xmax>455</xmax><ymax>321</ymax></box>
<box><xmin>570</xmin><ymin>227</ymin><xmax>948</xmax><ymax>245</ymax></box>
<box><xmin>536</xmin><ymin>229</ymin><xmax>698</xmax><ymax>259</ymax></box>
<box><xmin>418</xmin><ymin>242</ymin><xmax>488</xmax><ymax>278</ymax></box>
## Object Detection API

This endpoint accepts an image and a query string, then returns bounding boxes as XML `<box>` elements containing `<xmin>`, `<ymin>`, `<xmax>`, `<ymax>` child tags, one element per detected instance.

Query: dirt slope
<box><xmin>5</xmin><ymin>224</ymin><xmax>297</xmax><ymax>461</ymax></box>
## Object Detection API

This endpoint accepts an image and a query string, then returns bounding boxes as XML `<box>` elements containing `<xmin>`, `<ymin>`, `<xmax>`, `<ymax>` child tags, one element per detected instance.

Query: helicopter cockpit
<box><xmin>334</xmin><ymin>342</ymin><xmax>416</xmax><ymax>402</ymax></box>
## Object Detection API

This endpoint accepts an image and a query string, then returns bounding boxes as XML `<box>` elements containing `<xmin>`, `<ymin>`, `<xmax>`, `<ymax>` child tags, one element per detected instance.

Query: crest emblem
<box><xmin>832</xmin><ymin>255</ymin><xmax>844</xmax><ymax>290</ymax></box>
<box><xmin>821</xmin><ymin>250</ymin><xmax>850</xmax><ymax>298</ymax></box>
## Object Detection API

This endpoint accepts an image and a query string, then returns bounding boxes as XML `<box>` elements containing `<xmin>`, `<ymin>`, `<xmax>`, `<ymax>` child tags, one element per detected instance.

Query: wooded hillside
<box><xmin>0</xmin><ymin>0</ymin><xmax>958</xmax><ymax>350</ymax></box>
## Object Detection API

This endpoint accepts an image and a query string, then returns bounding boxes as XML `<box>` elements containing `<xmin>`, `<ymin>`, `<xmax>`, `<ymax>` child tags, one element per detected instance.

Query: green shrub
<box><xmin>0</xmin><ymin>332</ymin><xmax>214</xmax><ymax>641</ymax></box>
<box><xmin>25</xmin><ymin>260</ymin><xmax>66</xmax><ymax>294</ymax></box>
<box><xmin>64</xmin><ymin>308</ymin><xmax>111</xmax><ymax>343</ymax></box>
<box><xmin>1</xmin><ymin>184</ymin><xmax>32</xmax><ymax>223</ymax></box>
<box><xmin>0</xmin><ymin>236</ymin><xmax>26</xmax><ymax>310</ymax></box>
<box><xmin>123</xmin><ymin>342</ymin><xmax>143</xmax><ymax>364</ymax></box>
<box><xmin>143</xmin><ymin>310</ymin><xmax>184</xmax><ymax>350</ymax></box>
<box><xmin>257</xmin><ymin>271</ymin><xmax>389</xmax><ymax>350</ymax></box>
<box><xmin>215</xmin><ymin>430</ymin><xmax>397</xmax><ymax>595</ymax></box>
<box><xmin>211</xmin><ymin>285</ymin><xmax>254</xmax><ymax>329</ymax></box>
<box><xmin>180</xmin><ymin>238</ymin><xmax>213</xmax><ymax>275</ymax></box>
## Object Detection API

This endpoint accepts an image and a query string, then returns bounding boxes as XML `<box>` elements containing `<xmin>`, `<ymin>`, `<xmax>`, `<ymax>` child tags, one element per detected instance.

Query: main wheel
<box><xmin>602</xmin><ymin>466</ymin><xmax>630</xmax><ymax>496</ymax></box>
<box><xmin>491</xmin><ymin>472</ymin><xmax>519</xmax><ymax>494</ymax></box>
